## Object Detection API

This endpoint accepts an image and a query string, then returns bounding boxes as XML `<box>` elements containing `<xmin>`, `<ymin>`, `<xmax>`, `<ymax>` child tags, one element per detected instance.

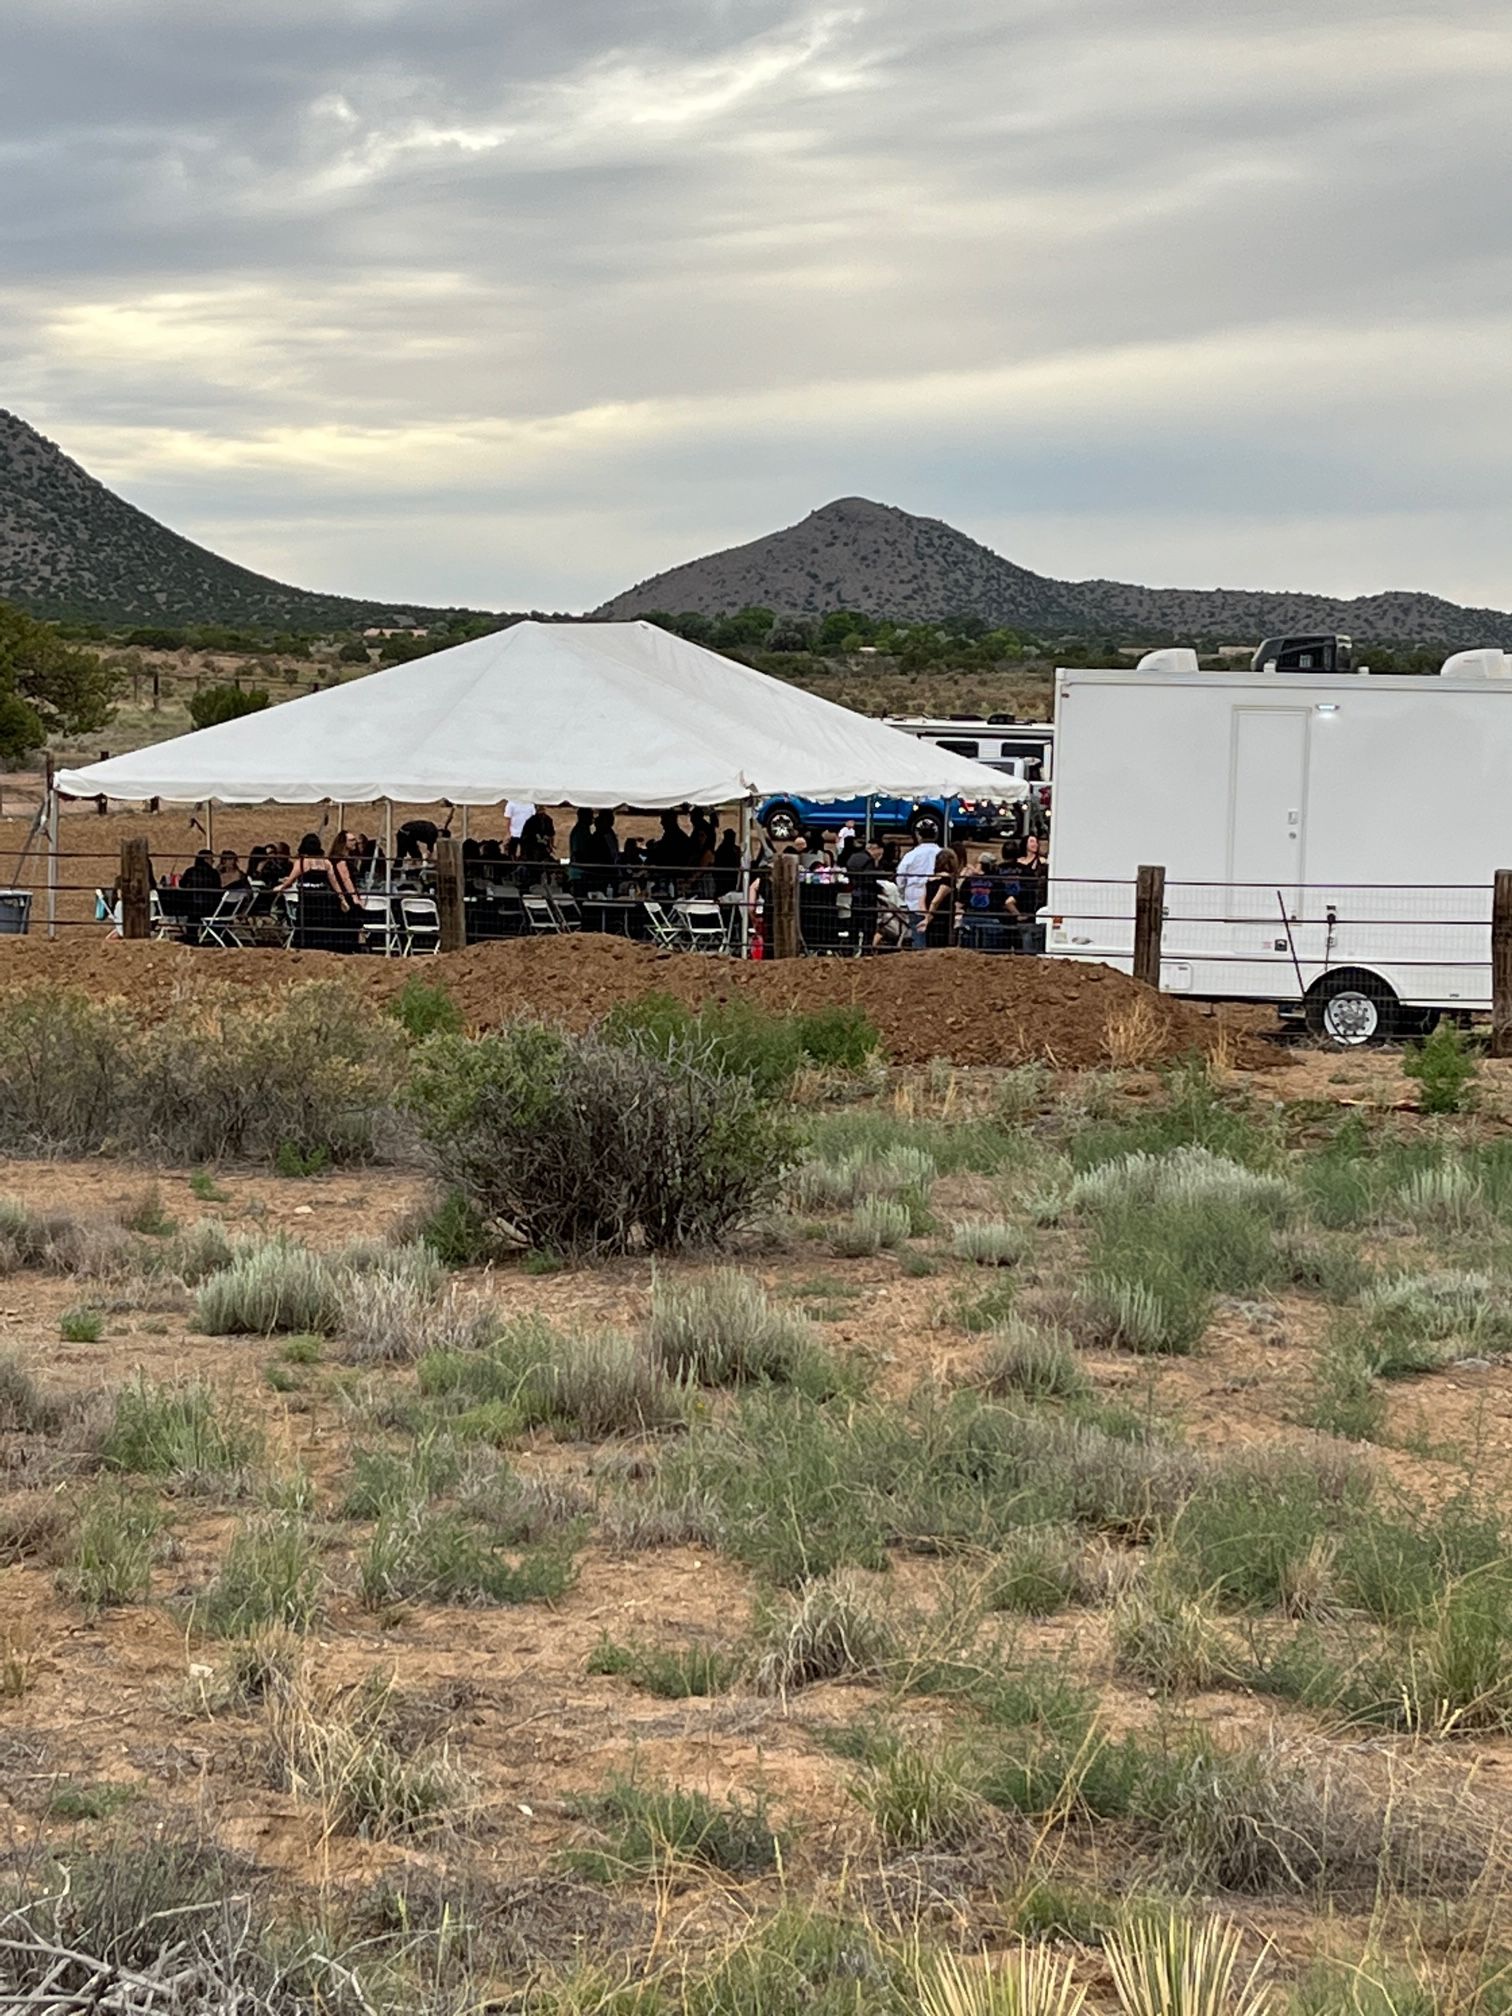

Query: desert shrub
<box><xmin>951</xmin><ymin>1218</ymin><xmax>1030</xmax><ymax>1267</ymax></box>
<box><xmin>162</xmin><ymin>1220</ymin><xmax>234</xmax><ymax>1285</ymax></box>
<box><xmin>130</xmin><ymin>984</ymin><xmax>406</xmax><ymax>1165</ymax></box>
<box><xmin>919</xmin><ymin>1945</ymin><xmax>1086</xmax><ymax>2016</ymax></box>
<box><xmin>853</xmin><ymin>1737</ymin><xmax>986</xmax><ymax>1849</ymax></box>
<box><xmin>61</xmin><ymin>1486</ymin><xmax>160</xmax><ymax>1612</ymax></box>
<box><xmin>1355</xmin><ymin>1567</ymin><xmax>1512</xmax><ymax>1734</ymax></box>
<box><xmin>794</xmin><ymin>1144</ymin><xmax>936</xmax><ymax>1225</ymax></box>
<box><xmin>752</xmin><ymin>1571</ymin><xmax>898</xmax><ymax>1692</ymax></box>
<box><xmin>190</xmin><ymin>1515</ymin><xmax>320</xmax><ymax>1636</ymax></box>
<box><xmin>195</xmin><ymin>1241</ymin><xmax>344</xmax><ymax>1335</ymax></box>
<box><xmin>804</xmin><ymin>1108</ymin><xmax>1022</xmax><ymax>1177</ymax></box>
<box><xmin>587</xmin><ymin>1637</ymin><xmax>739</xmax><ymax>1697</ymax></box>
<box><xmin>386</xmin><ymin>976</ymin><xmax>462</xmax><ymax>1040</ymax></box>
<box><xmin>0</xmin><ymin>1353</ymin><xmax>64</xmax><ymax>1433</ymax></box>
<box><xmin>359</xmin><ymin>1504</ymin><xmax>577</xmax><ymax>1607</ymax></box>
<box><xmin>830</xmin><ymin>1196</ymin><xmax>912</xmax><ymax>1256</ymax></box>
<box><xmin>1069</xmin><ymin>1145</ymin><xmax>1292</xmax><ymax>1220</ymax></box>
<box><xmin>569</xmin><ymin>1777</ymin><xmax>781</xmax><ymax>1880</ymax></box>
<box><xmin>414</xmin><ymin>1188</ymin><xmax>492</xmax><ymax>1266</ymax></box>
<box><xmin>343</xmin><ymin>1277</ymin><xmax>494</xmax><ymax>1366</ymax></box>
<box><xmin>1072</xmin><ymin>1276</ymin><xmax>1211</xmax><ymax>1356</ymax></box>
<box><xmin>1111</xmin><ymin>1578</ymin><xmax>1231</xmax><ymax>1693</ymax></box>
<box><xmin>268</xmin><ymin>1671</ymin><xmax>466</xmax><ymax>1839</ymax></box>
<box><xmin>647</xmin><ymin>1270</ymin><xmax>825</xmax><ymax>1387</ymax></box>
<box><xmin>58</xmin><ymin>1306</ymin><xmax>100</xmax><ymax>1343</ymax></box>
<box><xmin>341</xmin><ymin>1433</ymin><xmax>470</xmax><ymax>1518</ymax></box>
<box><xmin>410</xmin><ymin>1023</ymin><xmax>796</xmax><ymax>1255</ymax></box>
<box><xmin>1360</xmin><ymin>1270</ymin><xmax>1512</xmax><ymax>1358</ymax></box>
<box><xmin>1305</xmin><ymin>1339</ymin><xmax>1386</xmax><ymax>1441</ymax></box>
<box><xmin>420</xmin><ymin>1314</ymin><xmax>685</xmax><ymax>1436</ymax></box>
<box><xmin>984</xmin><ymin>1526</ymin><xmax>1091</xmax><ymax>1615</ymax></box>
<box><xmin>977</xmin><ymin>1319</ymin><xmax>1090</xmax><ymax>1400</ymax></box>
<box><xmin>0</xmin><ymin>988</ymin><xmax>130</xmax><ymax>1153</ymax></box>
<box><xmin>604</xmin><ymin>993</ymin><xmax>879</xmax><ymax>1093</ymax></box>
<box><xmin>1402</xmin><ymin>1021</ymin><xmax>1478</xmax><ymax>1114</ymax></box>
<box><xmin>1169</xmin><ymin>1452</ymin><xmax>1366</xmax><ymax>1610</ymax></box>
<box><xmin>1067</xmin><ymin>1061</ymin><xmax>1273</xmax><ymax>1171</ymax></box>
<box><xmin>98</xmin><ymin>1377</ymin><xmax>262</xmax><ymax>1492</ymax></box>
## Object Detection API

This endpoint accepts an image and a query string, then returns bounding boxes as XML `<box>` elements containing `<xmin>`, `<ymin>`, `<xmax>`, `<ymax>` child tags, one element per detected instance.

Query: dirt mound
<box><xmin>0</xmin><ymin>935</ymin><xmax>1273</xmax><ymax>1069</ymax></box>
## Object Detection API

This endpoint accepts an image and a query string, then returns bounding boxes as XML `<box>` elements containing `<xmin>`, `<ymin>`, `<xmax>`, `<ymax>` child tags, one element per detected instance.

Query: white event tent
<box><xmin>55</xmin><ymin>620</ymin><xmax>1020</xmax><ymax>812</ymax></box>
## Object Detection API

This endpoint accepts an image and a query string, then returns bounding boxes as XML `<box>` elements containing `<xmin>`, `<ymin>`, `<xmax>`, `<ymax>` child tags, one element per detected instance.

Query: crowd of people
<box><xmin>129</xmin><ymin>803</ymin><xmax>1050</xmax><ymax>956</ymax></box>
<box><xmin>767</xmin><ymin>818</ymin><xmax>1048</xmax><ymax>952</ymax></box>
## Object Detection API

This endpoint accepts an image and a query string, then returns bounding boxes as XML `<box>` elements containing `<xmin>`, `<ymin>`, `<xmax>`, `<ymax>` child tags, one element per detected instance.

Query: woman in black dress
<box><xmin>922</xmin><ymin>847</ymin><xmax>961</xmax><ymax>949</ymax></box>
<box><xmin>276</xmin><ymin>833</ymin><xmax>353</xmax><ymax>952</ymax></box>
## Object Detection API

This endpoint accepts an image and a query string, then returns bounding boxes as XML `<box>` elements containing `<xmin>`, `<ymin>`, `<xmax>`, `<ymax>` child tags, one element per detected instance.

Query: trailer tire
<box><xmin>1304</xmin><ymin>969</ymin><xmax>1398</xmax><ymax>1047</ymax></box>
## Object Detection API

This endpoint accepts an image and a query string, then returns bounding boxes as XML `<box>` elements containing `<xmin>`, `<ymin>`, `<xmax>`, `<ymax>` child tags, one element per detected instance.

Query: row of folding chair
<box><xmin>643</xmin><ymin>898</ymin><xmax>738</xmax><ymax>952</ymax></box>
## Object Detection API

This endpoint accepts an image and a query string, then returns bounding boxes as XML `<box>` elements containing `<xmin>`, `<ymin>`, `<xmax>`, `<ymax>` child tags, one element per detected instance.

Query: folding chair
<box><xmin>522</xmin><ymin>893</ymin><xmax>560</xmax><ymax>933</ymax></box>
<box><xmin>641</xmin><ymin>900</ymin><xmax>686</xmax><ymax>950</ymax></box>
<box><xmin>359</xmin><ymin>895</ymin><xmax>397</xmax><ymax>956</ymax></box>
<box><xmin>199</xmin><ymin>887</ymin><xmax>256</xmax><ymax>949</ymax></box>
<box><xmin>675</xmin><ymin>899</ymin><xmax>727</xmax><ymax>952</ymax></box>
<box><xmin>548</xmin><ymin>893</ymin><xmax>584</xmax><ymax>933</ymax></box>
<box><xmin>398</xmin><ymin>895</ymin><xmax>441</xmax><ymax>955</ymax></box>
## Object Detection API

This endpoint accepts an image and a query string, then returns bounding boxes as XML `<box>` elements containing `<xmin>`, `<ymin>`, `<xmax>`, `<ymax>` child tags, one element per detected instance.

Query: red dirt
<box><xmin>0</xmin><ymin>934</ymin><xmax>1276</xmax><ymax>1070</ymax></box>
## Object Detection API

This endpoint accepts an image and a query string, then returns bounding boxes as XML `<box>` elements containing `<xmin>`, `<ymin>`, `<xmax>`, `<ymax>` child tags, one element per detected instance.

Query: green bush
<box><xmin>568</xmin><ymin>1778</ymin><xmax>781</xmax><ymax>1880</ymax></box>
<box><xmin>1402</xmin><ymin>1021</ymin><xmax>1478</xmax><ymax>1114</ymax></box>
<box><xmin>61</xmin><ymin>1486</ymin><xmax>161</xmax><ymax>1613</ymax></box>
<box><xmin>410</xmin><ymin>1022</ymin><xmax>796</xmax><ymax>1256</ymax></box>
<box><xmin>195</xmin><ymin>1241</ymin><xmax>344</xmax><ymax>1335</ymax></box>
<box><xmin>190</xmin><ymin>1516</ymin><xmax>320</xmax><ymax>1636</ymax></box>
<box><xmin>387</xmin><ymin>977</ymin><xmax>463</xmax><ymax>1041</ymax></box>
<box><xmin>187</xmin><ymin>684</ymin><xmax>269</xmax><ymax>730</ymax></box>
<box><xmin>99</xmin><ymin>1377</ymin><xmax>262</xmax><ymax>1490</ymax></box>
<box><xmin>647</xmin><ymin>1270</ymin><xmax>828</xmax><ymax>1388</ymax></box>
<box><xmin>603</xmin><ymin>993</ymin><xmax>879</xmax><ymax>1092</ymax></box>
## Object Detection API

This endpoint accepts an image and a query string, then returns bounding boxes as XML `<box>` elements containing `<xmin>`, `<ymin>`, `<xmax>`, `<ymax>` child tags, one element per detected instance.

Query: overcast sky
<box><xmin>5</xmin><ymin>0</ymin><xmax>1511</xmax><ymax>613</ymax></box>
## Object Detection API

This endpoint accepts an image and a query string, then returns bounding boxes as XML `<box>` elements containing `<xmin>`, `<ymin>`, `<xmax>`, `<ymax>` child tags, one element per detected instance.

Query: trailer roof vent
<box><xmin>1135</xmin><ymin>647</ymin><xmax>1200</xmax><ymax>675</ymax></box>
<box><xmin>1441</xmin><ymin>648</ymin><xmax>1512</xmax><ymax>680</ymax></box>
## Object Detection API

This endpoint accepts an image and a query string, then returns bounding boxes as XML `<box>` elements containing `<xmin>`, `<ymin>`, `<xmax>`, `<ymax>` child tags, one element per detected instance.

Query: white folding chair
<box><xmin>360</xmin><ymin>895</ymin><xmax>397</xmax><ymax>955</ymax></box>
<box><xmin>549</xmin><ymin>894</ymin><xmax>583</xmax><ymax>933</ymax></box>
<box><xmin>398</xmin><ymin>895</ymin><xmax>440</xmax><ymax>955</ymax></box>
<box><xmin>522</xmin><ymin>893</ymin><xmax>559</xmax><ymax>933</ymax></box>
<box><xmin>641</xmin><ymin>900</ymin><xmax>686</xmax><ymax>950</ymax></box>
<box><xmin>676</xmin><ymin>899</ymin><xmax>727</xmax><ymax>952</ymax></box>
<box><xmin>199</xmin><ymin>887</ymin><xmax>256</xmax><ymax>948</ymax></box>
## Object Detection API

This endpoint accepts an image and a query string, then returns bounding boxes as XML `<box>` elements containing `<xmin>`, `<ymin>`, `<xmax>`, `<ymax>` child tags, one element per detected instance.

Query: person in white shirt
<box><xmin>895</xmin><ymin>820</ymin><xmax>942</xmax><ymax>948</ymax></box>
<box><xmin>504</xmin><ymin>800</ymin><xmax>537</xmax><ymax>844</ymax></box>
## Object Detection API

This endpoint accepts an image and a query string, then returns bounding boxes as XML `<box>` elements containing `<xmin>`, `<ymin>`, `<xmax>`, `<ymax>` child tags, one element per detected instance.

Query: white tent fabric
<box><xmin>55</xmin><ymin>620</ymin><xmax>1022</xmax><ymax>809</ymax></box>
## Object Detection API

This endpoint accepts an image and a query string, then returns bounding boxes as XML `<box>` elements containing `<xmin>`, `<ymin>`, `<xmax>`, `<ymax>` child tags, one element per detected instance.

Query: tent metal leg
<box><xmin>45</xmin><ymin>781</ymin><xmax>59</xmax><ymax>940</ymax></box>
<box><xmin>738</xmin><ymin>798</ymin><xmax>752</xmax><ymax>960</ymax></box>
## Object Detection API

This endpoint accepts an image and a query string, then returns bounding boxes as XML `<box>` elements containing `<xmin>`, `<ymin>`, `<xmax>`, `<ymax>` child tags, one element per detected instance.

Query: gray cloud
<box><xmin>4</xmin><ymin>0</ymin><xmax>1511</xmax><ymax>609</ymax></box>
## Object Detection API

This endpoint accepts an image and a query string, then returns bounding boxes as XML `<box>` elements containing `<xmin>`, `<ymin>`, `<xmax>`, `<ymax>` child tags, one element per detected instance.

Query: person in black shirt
<box><xmin>844</xmin><ymin>836</ymin><xmax>883</xmax><ymax>950</ymax></box>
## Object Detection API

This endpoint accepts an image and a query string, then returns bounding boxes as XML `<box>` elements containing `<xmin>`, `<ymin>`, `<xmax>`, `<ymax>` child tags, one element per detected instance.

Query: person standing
<box><xmin>922</xmin><ymin>847</ymin><xmax>961</xmax><ymax>948</ymax></box>
<box><xmin>896</xmin><ymin>819</ymin><xmax>942</xmax><ymax>949</ymax></box>
<box><xmin>277</xmin><ymin>834</ymin><xmax>353</xmax><ymax>952</ymax></box>
<box><xmin>844</xmin><ymin>834</ymin><xmax>884</xmax><ymax>952</ymax></box>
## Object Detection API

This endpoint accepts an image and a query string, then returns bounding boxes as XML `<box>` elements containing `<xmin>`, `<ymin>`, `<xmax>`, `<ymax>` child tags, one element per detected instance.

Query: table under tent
<box><xmin>54</xmin><ymin>620</ymin><xmax>1021</xmax><ymax>956</ymax></box>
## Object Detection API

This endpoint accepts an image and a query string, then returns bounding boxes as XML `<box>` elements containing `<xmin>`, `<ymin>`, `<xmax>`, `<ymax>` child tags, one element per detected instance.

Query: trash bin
<box><xmin>0</xmin><ymin>890</ymin><xmax>32</xmax><ymax>936</ymax></box>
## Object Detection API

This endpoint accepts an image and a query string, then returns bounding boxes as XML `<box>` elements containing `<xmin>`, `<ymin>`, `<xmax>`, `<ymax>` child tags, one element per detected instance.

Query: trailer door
<box><xmin>1228</xmin><ymin>708</ymin><xmax>1309</xmax><ymax>913</ymax></box>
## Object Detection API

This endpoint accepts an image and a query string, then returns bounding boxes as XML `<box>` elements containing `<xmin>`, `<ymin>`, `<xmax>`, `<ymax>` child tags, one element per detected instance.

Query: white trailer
<box><xmin>1044</xmin><ymin>646</ymin><xmax>1512</xmax><ymax>1043</ymax></box>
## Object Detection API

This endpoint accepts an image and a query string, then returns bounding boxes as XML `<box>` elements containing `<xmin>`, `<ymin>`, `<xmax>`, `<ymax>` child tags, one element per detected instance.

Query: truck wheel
<box><xmin>1304</xmin><ymin>969</ymin><xmax>1398</xmax><ymax>1047</ymax></box>
<box><xmin>763</xmin><ymin>804</ymin><xmax>801</xmax><ymax>844</ymax></box>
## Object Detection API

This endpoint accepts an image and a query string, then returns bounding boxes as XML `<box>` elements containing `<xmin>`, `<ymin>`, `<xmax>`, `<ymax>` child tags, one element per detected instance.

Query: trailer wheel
<box><xmin>1304</xmin><ymin>969</ymin><xmax>1398</xmax><ymax>1047</ymax></box>
<box><xmin>763</xmin><ymin>804</ymin><xmax>802</xmax><ymax>844</ymax></box>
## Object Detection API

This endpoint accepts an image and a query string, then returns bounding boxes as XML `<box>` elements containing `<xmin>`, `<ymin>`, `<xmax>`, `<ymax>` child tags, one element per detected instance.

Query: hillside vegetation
<box><xmin>599</xmin><ymin>495</ymin><xmax>1512</xmax><ymax>647</ymax></box>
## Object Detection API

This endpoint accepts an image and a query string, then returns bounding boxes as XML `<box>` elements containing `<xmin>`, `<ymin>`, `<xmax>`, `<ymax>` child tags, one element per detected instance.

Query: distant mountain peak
<box><xmin>0</xmin><ymin>409</ymin><xmax>475</xmax><ymax>631</ymax></box>
<box><xmin>596</xmin><ymin>497</ymin><xmax>1512</xmax><ymax>647</ymax></box>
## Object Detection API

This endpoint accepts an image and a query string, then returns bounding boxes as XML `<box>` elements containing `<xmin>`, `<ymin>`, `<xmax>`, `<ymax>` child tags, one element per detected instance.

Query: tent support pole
<box><xmin>45</xmin><ymin>771</ymin><xmax>59</xmax><ymax>940</ymax></box>
<box><xmin>864</xmin><ymin>797</ymin><xmax>874</xmax><ymax>844</ymax></box>
<box><xmin>206</xmin><ymin>802</ymin><xmax>214</xmax><ymax>857</ymax></box>
<box><xmin>460</xmin><ymin>806</ymin><xmax>468</xmax><ymax>844</ymax></box>
<box><xmin>738</xmin><ymin>798</ymin><xmax>752</xmax><ymax>960</ymax></box>
<box><xmin>383</xmin><ymin>802</ymin><xmax>394</xmax><ymax>947</ymax></box>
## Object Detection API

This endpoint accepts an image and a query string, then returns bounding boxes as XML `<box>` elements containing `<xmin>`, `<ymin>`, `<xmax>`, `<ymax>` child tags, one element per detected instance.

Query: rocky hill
<box><xmin>0</xmin><ymin>411</ymin><xmax>473</xmax><ymax>631</ymax></box>
<box><xmin>598</xmin><ymin>496</ymin><xmax>1512</xmax><ymax>647</ymax></box>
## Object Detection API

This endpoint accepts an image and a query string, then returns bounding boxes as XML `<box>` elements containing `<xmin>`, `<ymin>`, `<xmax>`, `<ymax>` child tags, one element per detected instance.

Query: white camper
<box><xmin>1044</xmin><ymin>639</ymin><xmax>1512</xmax><ymax>1043</ymax></box>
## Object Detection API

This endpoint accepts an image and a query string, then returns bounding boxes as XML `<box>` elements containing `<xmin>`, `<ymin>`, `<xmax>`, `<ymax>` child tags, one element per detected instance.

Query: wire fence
<box><xmin>7</xmin><ymin>849</ymin><xmax>1512</xmax><ymax>999</ymax></box>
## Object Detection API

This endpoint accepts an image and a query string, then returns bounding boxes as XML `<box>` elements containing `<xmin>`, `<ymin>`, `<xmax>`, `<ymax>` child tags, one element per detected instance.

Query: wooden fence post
<box><xmin>1132</xmin><ymin>863</ymin><xmax>1166</xmax><ymax>991</ymax></box>
<box><xmin>1492</xmin><ymin>871</ymin><xmax>1512</xmax><ymax>1057</ymax></box>
<box><xmin>435</xmin><ymin>837</ymin><xmax>467</xmax><ymax>954</ymax></box>
<box><xmin>120</xmin><ymin>838</ymin><xmax>151</xmax><ymax>940</ymax></box>
<box><xmin>771</xmin><ymin>849</ymin><xmax>801</xmax><ymax>960</ymax></box>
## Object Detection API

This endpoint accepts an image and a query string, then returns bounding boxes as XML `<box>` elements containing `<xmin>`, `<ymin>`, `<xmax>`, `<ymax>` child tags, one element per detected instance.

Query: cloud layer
<box><xmin>5</xmin><ymin>0</ymin><xmax>1510</xmax><ymax>611</ymax></box>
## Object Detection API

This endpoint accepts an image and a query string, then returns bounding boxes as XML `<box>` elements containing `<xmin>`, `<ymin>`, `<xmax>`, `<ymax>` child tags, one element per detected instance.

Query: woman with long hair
<box><xmin>922</xmin><ymin>847</ymin><xmax>961</xmax><ymax>949</ymax></box>
<box><xmin>276</xmin><ymin>833</ymin><xmax>354</xmax><ymax>952</ymax></box>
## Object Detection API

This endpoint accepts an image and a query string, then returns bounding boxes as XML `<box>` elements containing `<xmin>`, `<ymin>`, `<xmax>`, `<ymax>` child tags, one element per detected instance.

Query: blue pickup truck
<box><xmin>755</xmin><ymin>791</ymin><xmax>1019</xmax><ymax>845</ymax></box>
